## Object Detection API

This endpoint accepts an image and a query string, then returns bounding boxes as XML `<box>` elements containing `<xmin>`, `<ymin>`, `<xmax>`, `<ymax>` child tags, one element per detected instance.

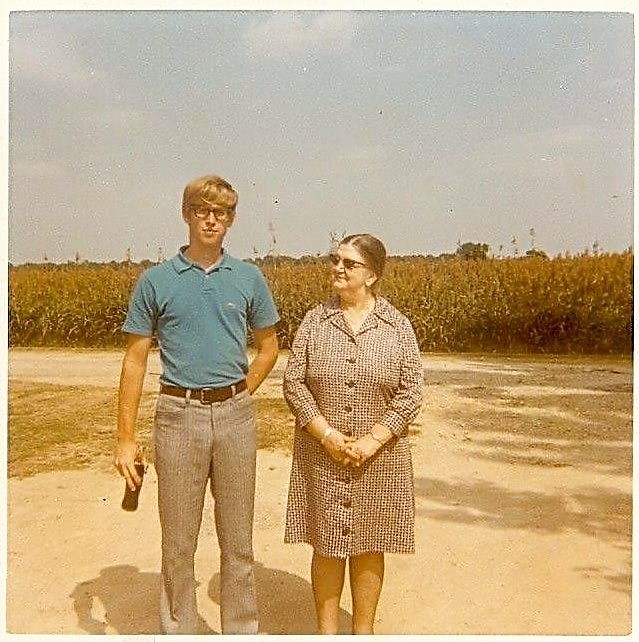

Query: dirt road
<box><xmin>6</xmin><ymin>349</ymin><xmax>632</xmax><ymax>634</ymax></box>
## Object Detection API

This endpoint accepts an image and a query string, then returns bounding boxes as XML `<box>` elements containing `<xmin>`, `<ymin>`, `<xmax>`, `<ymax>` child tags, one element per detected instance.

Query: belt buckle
<box><xmin>198</xmin><ymin>388</ymin><xmax>213</xmax><ymax>405</ymax></box>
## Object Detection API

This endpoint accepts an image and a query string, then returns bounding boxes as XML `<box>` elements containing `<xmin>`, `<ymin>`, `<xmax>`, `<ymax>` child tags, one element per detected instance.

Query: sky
<box><xmin>5</xmin><ymin>2</ymin><xmax>635</xmax><ymax>264</ymax></box>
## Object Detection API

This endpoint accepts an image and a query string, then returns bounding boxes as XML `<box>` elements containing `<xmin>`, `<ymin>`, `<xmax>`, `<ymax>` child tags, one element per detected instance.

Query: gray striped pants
<box><xmin>153</xmin><ymin>389</ymin><xmax>258</xmax><ymax>634</ymax></box>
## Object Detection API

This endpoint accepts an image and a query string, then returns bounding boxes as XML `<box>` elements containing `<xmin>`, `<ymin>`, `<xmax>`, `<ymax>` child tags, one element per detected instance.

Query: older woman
<box><xmin>283</xmin><ymin>233</ymin><xmax>423</xmax><ymax>634</ymax></box>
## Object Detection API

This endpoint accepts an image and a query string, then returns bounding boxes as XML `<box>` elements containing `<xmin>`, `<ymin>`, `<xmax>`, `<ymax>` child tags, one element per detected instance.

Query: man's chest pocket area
<box><xmin>205</xmin><ymin>290</ymin><xmax>249</xmax><ymax>323</ymax></box>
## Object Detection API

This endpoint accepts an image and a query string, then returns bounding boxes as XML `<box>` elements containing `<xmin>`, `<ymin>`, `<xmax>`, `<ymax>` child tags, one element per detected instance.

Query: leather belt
<box><xmin>160</xmin><ymin>380</ymin><xmax>247</xmax><ymax>404</ymax></box>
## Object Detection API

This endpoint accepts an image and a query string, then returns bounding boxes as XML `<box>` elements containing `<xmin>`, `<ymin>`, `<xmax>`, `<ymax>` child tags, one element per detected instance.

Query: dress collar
<box><xmin>320</xmin><ymin>295</ymin><xmax>398</xmax><ymax>327</ymax></box>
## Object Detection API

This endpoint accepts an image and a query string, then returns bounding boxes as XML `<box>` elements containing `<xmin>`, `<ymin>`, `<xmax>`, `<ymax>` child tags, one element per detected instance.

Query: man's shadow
<box><xmin>208</xmin><ymin>561</ymin><xmax>351</xmax><ymax>634</ymax></box>
<box><xmin>70</xmin><ymin>565</ymin><xmax>215</xmax><ymax>634</ymax></box>
<box><xmin>72</xmin><ymin>561</ymin><xmax>350</xmax><ymax>634</ymax></box>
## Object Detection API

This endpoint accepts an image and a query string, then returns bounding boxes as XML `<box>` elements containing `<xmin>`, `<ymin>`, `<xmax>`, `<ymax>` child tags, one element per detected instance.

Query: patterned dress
<box><xmin>283</xmin><ymin>296</ymin><xmax>424</xmax><ymax>558</ymax></box>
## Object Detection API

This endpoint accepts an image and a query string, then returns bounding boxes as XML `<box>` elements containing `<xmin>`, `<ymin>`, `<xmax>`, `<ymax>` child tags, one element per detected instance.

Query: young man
<box><xmin>114</xmin><ymin>174</ymin><xmax>280</xmax><ymax>634</ymax></box>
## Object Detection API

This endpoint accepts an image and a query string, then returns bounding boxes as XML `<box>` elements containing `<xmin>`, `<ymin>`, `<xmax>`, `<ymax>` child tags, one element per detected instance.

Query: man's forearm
<box><xmin>246</xmin><ymin>326</ymin><xmax>279</xmax><ymax>394</ymax></box>
<box><xmin>114</xmin><ymin>335</ymin><xmax>152</xmax><ymax>485</ymax></box>
<box><xmin>246</xmin><ymin>347</ymin><xmax>278</xmax><ymax>393</ymax></box>
<box><xmin>117</xmin><ymin>354</ymin><xmax>148</xmax><ymax>443</ymax></box>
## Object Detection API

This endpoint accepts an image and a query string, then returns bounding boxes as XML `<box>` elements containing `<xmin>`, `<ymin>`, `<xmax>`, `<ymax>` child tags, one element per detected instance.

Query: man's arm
<box><xmin>246</xmin><ymin>325</ymin><xmax>279</xmax><ymax>394</ymax></box>
<box><xmin>114</xmin><ymin>333</ymin><xmax>153</xmax><ymax>490</ymax></box>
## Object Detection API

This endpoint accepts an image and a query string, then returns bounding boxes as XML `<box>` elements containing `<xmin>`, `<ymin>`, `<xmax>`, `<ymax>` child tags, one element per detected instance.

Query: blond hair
<box><xmin>181</xmin><ymin>175</ymin><xmax>238</xmax><ymax>217</ymax></box>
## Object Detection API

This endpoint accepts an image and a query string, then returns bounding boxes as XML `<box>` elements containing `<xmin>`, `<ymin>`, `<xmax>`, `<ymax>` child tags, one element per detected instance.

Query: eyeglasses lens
<box><xmin>192</xmin><ymin>207</ymin><xmax>231</xmax><ymax>222</ymax></box>
<box><xmin>328</xmin><ymin>254</ymin><xmax>363</xmax><ymax>270</ymax></box>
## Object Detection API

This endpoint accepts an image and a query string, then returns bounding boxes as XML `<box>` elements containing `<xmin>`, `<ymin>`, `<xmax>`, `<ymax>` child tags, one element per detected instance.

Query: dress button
<box><xmin>344</xmin><ymin>405</ymin><xmax>352</xmax><ymax>413</ymax></box>
<box><xmin>346</xmin><ymin>380</ymin><xmax>355</xmax><ymax>387</ymax></box>
<box><xmin>343</xmin><ymin>499</ymin><xmax>352</xmax><ymax>509</ymax></box>
<box><xmin>342</xmin><ymin>527</ymin><xmax>350</xmax><ymax>536</ymax></box>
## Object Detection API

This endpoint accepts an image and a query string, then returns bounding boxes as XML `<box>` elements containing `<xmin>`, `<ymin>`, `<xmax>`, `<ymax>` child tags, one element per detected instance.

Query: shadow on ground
<box><xmin>208</xmin><ymin>561</ymin><xmax>351</xmax><ymax>634</ymax></box>
<box><xmin>71</xmin><ymin>561</ymin><xmax>343</xmax><ymax>634</ymax></box>
<box><xmin>414</xmin><ymin>476</ymin><xmax>631</xmax><ymax>596</ymax></box>
<box><xmin>70</xmin><ymin>565</ymin><xmax>175</xmax><ymax>634</ymax></box>
<box><xmin>424</xmin><ymin>357</ymin><xmax>632</xmax><ymax>476</ymax></box>
<box><xmin>415</xmin><ymin>477</ymin><xmax>630</xmax><ymax>546</ymax></box>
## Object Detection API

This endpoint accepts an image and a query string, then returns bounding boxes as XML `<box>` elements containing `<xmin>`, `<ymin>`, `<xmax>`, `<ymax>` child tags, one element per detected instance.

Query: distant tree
<box><xmin>455</xmin><ymin>242</ymin><xmax>489</xmax><ymax>260</ymax></box>
<box><xmin>524</xmin><ymin>248</ymin><xmax>549</xmax><ymax>259</ymax></box>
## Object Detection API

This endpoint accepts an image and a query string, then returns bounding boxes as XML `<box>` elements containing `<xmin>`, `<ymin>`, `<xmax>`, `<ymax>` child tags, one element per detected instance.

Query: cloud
<box><xmin>80</xmin><ymin>106</ymin><xmax>148</xmax><ymax>128</ymax></box>
<box><xmin>242</xmin><ymin>11</ymin><xmax>357</xmax><ymax>58</ymax></box>
<box><xmin>489</xmin><ymin>124</ymin><xmax>605</xmax><ymax>158</ymax></box>
<box><xmin>10</xmin><ymin>26</ymin><xmax>108</xmax><ymax>88</ymax></box>
<box><xmin>10</xmin><ymin>159</ymin><xmax>69</xmax><ymax>180</ymax></box>
<box><xmin>318</xmin><ymin>142</ymin><xmax>387</xmax><ymax>175</ymax></box>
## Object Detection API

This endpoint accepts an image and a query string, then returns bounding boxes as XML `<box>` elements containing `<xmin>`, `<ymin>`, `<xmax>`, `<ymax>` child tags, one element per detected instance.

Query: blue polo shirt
<box><xmin>122</xmin><ymin>247</ymin><xmax>279</xmax><ymax>388</ymax></box>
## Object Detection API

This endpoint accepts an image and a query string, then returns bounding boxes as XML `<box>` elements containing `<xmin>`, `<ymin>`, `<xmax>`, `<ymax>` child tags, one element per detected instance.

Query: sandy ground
<box><xmin>6</xmin><ymin>349</ymin><xmax>633</xmax><ymax>635</ymax></box>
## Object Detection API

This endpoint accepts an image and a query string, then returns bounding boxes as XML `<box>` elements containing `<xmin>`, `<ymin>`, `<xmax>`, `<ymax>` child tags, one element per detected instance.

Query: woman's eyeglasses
<box><xmin>190</xmin><ymin>206</ymin><xmax>234</xmax><ymax>222</ymax></box>
<box><xmin>327</xmin><ymin>253</ymin><xmax>368</xmax><ymax>271</ymax></box>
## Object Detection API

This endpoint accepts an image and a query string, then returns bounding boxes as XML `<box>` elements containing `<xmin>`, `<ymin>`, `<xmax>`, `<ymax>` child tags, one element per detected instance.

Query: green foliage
<box><xmin>9</xmin><ymin>263</ymin><xmax>141</xmax><ymax>347</ymax></box>
<box><xmin>456</xmin><ymin>241</ymin><xmax>489</xmax><ymax>260</ymax></box>
<box><xmin>8</xmin><ymin>253</ymin><xmax>633</xmax><ymax>354</ymax></box>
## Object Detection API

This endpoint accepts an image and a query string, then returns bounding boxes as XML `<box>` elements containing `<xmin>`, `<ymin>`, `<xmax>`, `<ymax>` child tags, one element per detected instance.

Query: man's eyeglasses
<box><xmin>327</xmin><ymin>253</ymin><xmax>368</xmax><ymax>271</ymax></box>
<box><xmin>190</xmin><ymin>206</ymin><xmax>234</xmax><ymax>222</ymax></box>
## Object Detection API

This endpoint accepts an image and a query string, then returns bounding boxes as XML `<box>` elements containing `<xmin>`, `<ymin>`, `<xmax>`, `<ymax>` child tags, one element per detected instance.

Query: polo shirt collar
<box><xmin>171</xmin><ymin>246</ymin><xmax>234</xmax><ymax>274</ymax></box>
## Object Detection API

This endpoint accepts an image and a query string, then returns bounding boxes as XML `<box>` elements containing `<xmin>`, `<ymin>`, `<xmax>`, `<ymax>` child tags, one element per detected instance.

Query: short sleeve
<box><xmin>249</xmin><ymin>266</ymin><xmax>280</xmax><ymax>330</ymax></box>
<box><xmin>122</xmin><ymin>271</ymin><xmax>157</xmax><ymax>337</ymax></box>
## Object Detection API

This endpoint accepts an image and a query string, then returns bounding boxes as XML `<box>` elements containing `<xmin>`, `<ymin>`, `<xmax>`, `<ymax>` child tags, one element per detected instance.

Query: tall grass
<box><xmin>8</xmin><ymin>253</ymin><xmax>633</xmax><ymax>353</ymax></box>
<box><xmin>9</xmin><ymin>263</ymin><xmax>139</xmax><ymax>347</ymax></box>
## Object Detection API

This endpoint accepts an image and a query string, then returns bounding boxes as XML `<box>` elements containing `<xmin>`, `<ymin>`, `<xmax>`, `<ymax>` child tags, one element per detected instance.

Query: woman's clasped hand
<box><xmin>321</xmin><ymin>429</ymin><xmax>382</xmax><ymax>467</ymax></box>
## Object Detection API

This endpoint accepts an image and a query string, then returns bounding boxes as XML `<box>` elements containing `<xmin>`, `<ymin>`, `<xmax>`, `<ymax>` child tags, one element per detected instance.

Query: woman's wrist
<box><xmin>320</xmin><ymin>426</ymin><xmax>334</xmax><ymax>446</ymax></box>
<box><xmin>369</xmin><ymin>425</ymin><xmax>392</xmax><ymax>447</ymax></box>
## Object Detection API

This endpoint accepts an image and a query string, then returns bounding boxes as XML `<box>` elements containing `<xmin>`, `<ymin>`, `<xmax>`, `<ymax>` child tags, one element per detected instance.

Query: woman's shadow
<box><xmin>208</xmin><ymin>561</ymin><xmax>351</xmax><ymax>634</ymax></box>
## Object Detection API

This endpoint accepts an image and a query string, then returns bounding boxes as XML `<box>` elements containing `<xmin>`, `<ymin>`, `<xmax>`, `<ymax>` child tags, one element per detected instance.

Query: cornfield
<box><xmin>8</xmin><ymin>253</ymin><xmax>633</xmax><ymax>353</ymax></box>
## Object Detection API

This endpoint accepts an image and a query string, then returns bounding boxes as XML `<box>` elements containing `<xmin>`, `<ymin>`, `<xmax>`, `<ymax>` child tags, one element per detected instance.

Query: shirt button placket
<box><xmin>341</xmin><ymin>493</ymin><xmax>353</xmax><ymax>542</ymax></box>
<box><xmin>341</xmin><ymin>335</ymin><xmax>357</xmax><ymax>547</ymax></box>
<box><xmin>344</xmin><ymin>342</ymin><xmax>357</xmax><ymax>434</ymax></box>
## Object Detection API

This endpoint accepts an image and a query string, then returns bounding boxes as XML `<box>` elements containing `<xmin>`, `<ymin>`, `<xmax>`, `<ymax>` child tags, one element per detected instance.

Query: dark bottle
<box><xmin>121</xmin><ymin>462</ymin><xmax>146</xmax><ymax>512</ymax></box>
